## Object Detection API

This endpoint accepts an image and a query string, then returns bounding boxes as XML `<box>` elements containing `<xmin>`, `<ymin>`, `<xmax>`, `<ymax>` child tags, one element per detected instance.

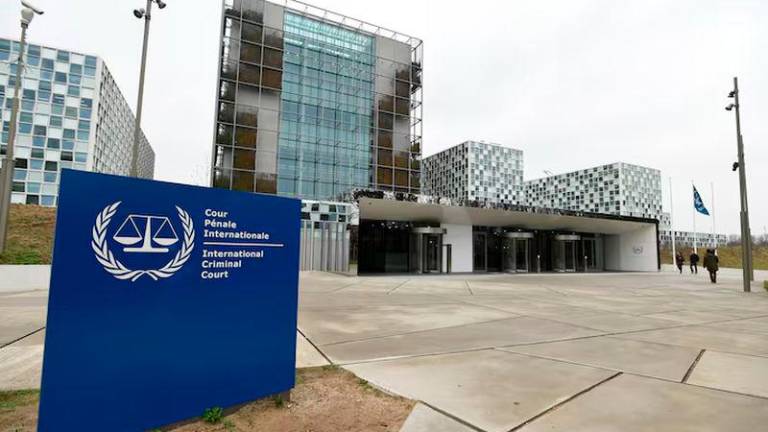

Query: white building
<box><xmin>658</xmin><ymin>213</ymin><xmax>727</xmax><ymax>247</ymax></box>
<box><xmin>422</xmin><ymin>140</ymin><xmax>524</xmax><ymax>205</ymax></box>
<box><xmin>0</xmin><ymin>38</ymin><xmax>154</xmax><ymax>207</ymax></box>
<box><xmin>524</xmin><ymin>162</ymin><xmax>663</xmax><ymax>219</ymax></box>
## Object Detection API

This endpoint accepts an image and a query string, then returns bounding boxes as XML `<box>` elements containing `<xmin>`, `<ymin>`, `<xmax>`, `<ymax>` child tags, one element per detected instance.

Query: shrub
<box><xmin>202</xmin><ymin>406</ymin><xmax>224</xmax><ymax>423</ymax></box>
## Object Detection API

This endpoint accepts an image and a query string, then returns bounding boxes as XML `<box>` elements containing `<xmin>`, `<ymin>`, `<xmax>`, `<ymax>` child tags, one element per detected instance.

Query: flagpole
<box><xmin>692</xmin><ymin>181</ymin><xmax>697</xmax><ymax>254</ymax></box>
<box><xmin>669</xmin><ymin>177</ymin><xmax>676</xmax><ymax>267</ymax></box>
<box><xmin>711</xmin><ymin>182</ymin><xmax>716</xmax><ymax>250</ymax></box>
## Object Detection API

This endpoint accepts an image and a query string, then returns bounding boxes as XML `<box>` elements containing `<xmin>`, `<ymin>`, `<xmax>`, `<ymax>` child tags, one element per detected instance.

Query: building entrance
<box><xmin>554</xmin><ymin>234</ymin><xmax>580</xmax><ymax>272</ymax></box>
<box><xmin>411</xmin><ymin>227</ymin><xmax>445</xmax><ymax>273</ymax></box>
<box><xmin>423</xmin><ymin>234</ymin><xmax>441</xmax><ymax>273</ymax></box>
<box><xmin>502</xmin><ymin>232</ymin><xmax>533</xmax><ymax>272</ymax></box>
<box><xmin>473</xmin><ymin>232</ymin><xmax>487</xmax><ymax>271</ymax></box>
<box><xmin>582</xmin><ymin>237</ymin><xmax>598</xmax><ymax>271</ymax></box>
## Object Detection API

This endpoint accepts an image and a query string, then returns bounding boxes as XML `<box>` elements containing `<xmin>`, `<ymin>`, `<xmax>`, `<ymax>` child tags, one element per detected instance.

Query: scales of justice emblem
<box><xmin>113</xmin><ymin>215</ymin><xmax>180</xmax><ymax>253</ymax></box>
<box><xmin>91</xmin><ymin>202</ymin><xmax>195</xmax><ymax>281</ymax></box>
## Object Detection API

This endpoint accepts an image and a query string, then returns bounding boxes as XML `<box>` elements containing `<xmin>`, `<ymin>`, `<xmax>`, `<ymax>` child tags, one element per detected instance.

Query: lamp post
<box><xmin>0</xmin><ymin>1</ymin><xmax>44</xmax><ymax>254</ymax></box>
<box><xmin>130</xmin><ymin>0</ymin><xmax>166</xmax><ymax>177</ymax></box>
<box><xmin>726</xmin><ymin>77</ymin><xmax>753</xmax><ymax>292</ymax></box>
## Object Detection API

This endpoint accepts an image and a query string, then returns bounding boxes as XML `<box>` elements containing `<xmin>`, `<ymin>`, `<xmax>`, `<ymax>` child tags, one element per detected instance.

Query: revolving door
<box><xmin>502</xmin><ymin>232</ymin><xmax>533</xmax><ymax>273</ymax></box>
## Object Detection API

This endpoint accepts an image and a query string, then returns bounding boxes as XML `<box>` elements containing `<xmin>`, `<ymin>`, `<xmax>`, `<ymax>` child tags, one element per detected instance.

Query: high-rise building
<box><xmin>524</xmin><ymin>162</ymin><xmax>662</xmax><ymax>219</ymax></box>
<box><xmin>211</xmin><ymin>0</ymin><xmax>423</xmax><ymax>200</ymax></box>
<box><xmin>422</xmin><ymin>140</ymin><xmax>524</xmax><ymax>205</ymax></box>
<box><xmin>0</xmin><ymin>38</ymin><xmax>154</xmax><ymax>207</ymax></box>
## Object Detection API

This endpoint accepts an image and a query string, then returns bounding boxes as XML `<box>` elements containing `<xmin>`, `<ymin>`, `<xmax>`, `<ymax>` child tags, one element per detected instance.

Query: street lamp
<box><xmin>130</xmin><ymin>0</ymin><xmax>167</xmax><ymax>177</ymax></box>
<box><xmin>0</xmin><ymin>1</ymin><xmax>44</xmax><ymax>254</ymax></box>
<box><xmin>726</xmin><ymin>77</ymin><xmax>753</xmax><ymax>292</ymax></box>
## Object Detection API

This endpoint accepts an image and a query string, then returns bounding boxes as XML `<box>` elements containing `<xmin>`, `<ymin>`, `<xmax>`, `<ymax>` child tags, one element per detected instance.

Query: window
<box><xmin>242</xmin><ymin>22</ymin><xmax>263</xmax><ymax>43</ymax></box>
<box><xmin>261</xmin><ymin>68</ymin><xmax>281</xmax><ymax>89</ymax></box>
<box><xmin>216</xmin><ymin>124</ymin><xmax>234</xmax><ymax>145</ymax></box>
<box><xmin>241</xmin><ymin>42</ymin><xmax>262</xmax><ymax>64</ymax></box>
<box><xmin>235</xmin><ymin>127</ymin><xmax>257</xmax><ymax>148</ymax></box>
<box><xmin>239</xmin><ymin>63</ymin><xmax>260</xmax><ymax>85</ymax></box>
<box><xmin>263</xmin><ymin>47</ymin><xmax>282</xmax><ymax>69</ymax></box>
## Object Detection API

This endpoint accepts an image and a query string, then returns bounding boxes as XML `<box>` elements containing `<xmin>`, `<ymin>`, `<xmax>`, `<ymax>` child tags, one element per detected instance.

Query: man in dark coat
<box><xmin>703</xmin><ymin>249</ymin><xmax>719</xmax><ymax>283</ymax></box>
<box><xmin>675</xmin><ymin>252</ymin><xmax>684</xmax><ymax>274</ymax></box>
<box><xmin>690</xmin><ymin>251</ymin><xmax>700</xmax><ymax>274</ymax></box>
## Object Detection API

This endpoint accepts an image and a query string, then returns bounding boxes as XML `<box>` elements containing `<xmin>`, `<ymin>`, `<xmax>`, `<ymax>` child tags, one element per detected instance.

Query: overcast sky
<box><xmin>2</xmin><ymin>0</ymin><xmax>765</xmax><ymax>235</ymax></box>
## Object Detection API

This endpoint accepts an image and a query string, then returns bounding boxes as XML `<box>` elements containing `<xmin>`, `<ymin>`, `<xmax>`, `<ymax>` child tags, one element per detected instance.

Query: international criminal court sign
<box><xmin>38</xmin><ymin>170</ymin><xmax>301</xmax><ymax>431</ymax></box>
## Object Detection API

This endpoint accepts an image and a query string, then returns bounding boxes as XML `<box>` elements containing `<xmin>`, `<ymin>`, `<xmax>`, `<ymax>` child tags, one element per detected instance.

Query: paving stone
<box><xmin>324</xmin><ymin>316</ymin><xmax>602</xmax><ymax>363</ymax></box>
<box><xmin>688</xmin><ymin>350</ymin><xmax>768</xmax><ymax>398</ymax></box>
<box><xmin>347</xmin><ymin>349</ymin><xmax>616</xmax><ymax>432</ymax></box>
<box><xmin>519</xmin><ymin>373</ymin><xmax>768</xmax><ymax>431</ymax></box>
<box><xmin>399</xmin><ymin>403</ymin><xmax>475</xmax><ymax>432</ymax></box>
<box><xmin>617</xmin><ymin>325</ymin><xmax>768</xmax><ymax>356</ymax></box>
<box><xmin>502</xmin><ymin>336</ymin><xmax>701</xmax><ymax>381</ymax></box>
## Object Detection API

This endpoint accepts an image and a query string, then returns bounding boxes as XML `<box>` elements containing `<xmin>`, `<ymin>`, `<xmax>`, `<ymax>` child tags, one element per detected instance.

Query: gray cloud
<box><xmin>2</xmin><ymin>0</ymin><xmax>764</xmax><ymax>235</ymax></box>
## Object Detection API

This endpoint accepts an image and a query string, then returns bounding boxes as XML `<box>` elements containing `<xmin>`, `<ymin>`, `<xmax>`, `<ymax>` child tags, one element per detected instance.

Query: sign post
<box><xmin>38</xmin><ymin>170</ymin><xmax>301</xmax><ymax>431</ymax></box>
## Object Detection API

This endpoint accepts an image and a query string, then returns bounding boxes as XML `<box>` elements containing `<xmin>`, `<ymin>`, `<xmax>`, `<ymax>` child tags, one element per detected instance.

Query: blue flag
<box><xmin>693</xmin><ymin>186</ymin><xmax>710</xmax><ymax>216</ymax></box>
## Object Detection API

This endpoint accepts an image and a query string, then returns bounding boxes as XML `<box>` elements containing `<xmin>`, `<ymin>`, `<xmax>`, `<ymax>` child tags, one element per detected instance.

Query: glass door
<box><xmin>423</xmin><ymin>235</ymin><xmax>441</xmax><ymax>273</ymax></box>
<box><xmin>583</xmin><ymin>239</ymin><xmax>597</xmax><ymax>271</ymax></box>
<box><xmin>564</xmin><ymin>241</ymin><xmax>576</xmax><ymax>272</ymax></box>
<box><xmin>473</xmin><ymin>232</ymin><xmax>487</xmax><ymax>271</ymax></box>
<box><xmin>515</xmin><ymin>239</ymin><xmax>529</xmax><ymax>272</ymax></box>
<box><xmin>502</xmin><ymin>238</ymin><xmax>515</xmax><ymax>272</ymax></box>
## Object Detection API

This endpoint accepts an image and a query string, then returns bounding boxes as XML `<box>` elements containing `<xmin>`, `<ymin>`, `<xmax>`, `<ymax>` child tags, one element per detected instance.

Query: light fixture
<box><xmin>20</xmin><ymin>1</ymin><xmax>44</xmax><ymax>25</ymax></box>
<box><xmin>725</xmin><ymin>104</ymin><xmax>735</xmax><ymax>111</ymax></box>
<box><xmin>133</xmin><ymin>8</ymin><xmax>145</xmax><ymax>18</ymax></box>
<box><xmin>156</xmin><ymin>0</ymin><xmax>167</xmax><ymax>9</ymax></box>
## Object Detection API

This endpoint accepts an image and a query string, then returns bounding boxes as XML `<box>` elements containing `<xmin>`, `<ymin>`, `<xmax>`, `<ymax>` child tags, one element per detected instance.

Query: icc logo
<box><xmin>91</xmin><ymin>202</ymin><xmax>195</xmax><ymax>281</ymax></box>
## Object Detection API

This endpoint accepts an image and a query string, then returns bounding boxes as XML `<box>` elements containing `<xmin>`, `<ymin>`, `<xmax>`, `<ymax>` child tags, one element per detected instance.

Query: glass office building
<box><xmin>524</xmin><ymin>162</ymin><xmax>663</xmax><ymax>219</ymax></box>
<box><xmin>0</xmin><ymin>38</ymin><xmax>154</xmax><ymax>207</ymax></box>
<box><xmin>423</xmin><ymin>140</ymin><xmax>525</xmax><ymax>206</ymax></box>
<box><xmin>212</xmin><ymin>0</ymin><xmax>423</xmax><ymax>200</ymax></box>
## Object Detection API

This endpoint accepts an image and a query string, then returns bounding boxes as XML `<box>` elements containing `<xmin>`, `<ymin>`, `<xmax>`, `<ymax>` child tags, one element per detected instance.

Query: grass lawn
<box><xmin>0</xmin><ymin>205</ymin><xmax>56</xmax><ymax>265</ymax></box>
<box><xmin>660</xmin><ymin>245</ymin><xmax>768</xmax><ymax>270</ymax></box>
<box><xmin>0</xmin><ymin>367</ymin><xmax>414</xmax><ymax>432</ymax></box>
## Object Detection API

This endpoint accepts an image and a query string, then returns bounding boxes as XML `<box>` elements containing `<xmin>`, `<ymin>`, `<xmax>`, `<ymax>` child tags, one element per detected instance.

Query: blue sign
<box><xmin>38</xmin><ymin>170</ymin><xmax>301</xmax><ymax>431</ymax></box>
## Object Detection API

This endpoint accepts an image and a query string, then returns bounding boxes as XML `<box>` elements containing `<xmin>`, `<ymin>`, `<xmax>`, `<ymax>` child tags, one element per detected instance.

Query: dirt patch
<box><xmin>0</xmin><ymin>367</ymin><xmax>415</xmax><ymax>432</ymax></box>
<box><xmin>0</xmin><ymin>389</ymin><xmax>38</xmax><ymax>431</ymax></box>
<box><xmin>0</xmin><ymin>204</ymin><xmax>56</xmax><ymax>264</ymax></box>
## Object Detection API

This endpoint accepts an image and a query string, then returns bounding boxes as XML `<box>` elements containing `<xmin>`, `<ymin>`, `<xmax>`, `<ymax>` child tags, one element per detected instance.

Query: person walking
<box><xmin>689</xmin><ymin>251</ymin><xmax>700</xmax><ymax>274</ymax></box>
<box><xmin>675</xmin><ymin>252</ymin><xmax>685</xmax><ymax>274</ymax></box>
<box><xmin>703</xmin><ymin>248</ymin><xmax>719</xmax><ymax>283</ymax></box>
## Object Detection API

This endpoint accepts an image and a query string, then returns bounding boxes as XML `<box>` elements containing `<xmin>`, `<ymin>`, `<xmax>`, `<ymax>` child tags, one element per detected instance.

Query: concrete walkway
<box><xmin>298</xmin><ymin>270</ymin><xmax>768</xmax><ymax>431</ymax></box>
<box><xmin>2</xmin><ymin>269</ymin><xmax>767</xmax><ymax>430</ymax></box>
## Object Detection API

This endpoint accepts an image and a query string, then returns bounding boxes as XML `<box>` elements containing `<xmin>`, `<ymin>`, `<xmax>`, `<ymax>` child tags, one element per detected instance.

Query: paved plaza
<box><xmin>2</xmin><ymin>268</ymin><xmax>768</xmax><ymax>430</ymax></box>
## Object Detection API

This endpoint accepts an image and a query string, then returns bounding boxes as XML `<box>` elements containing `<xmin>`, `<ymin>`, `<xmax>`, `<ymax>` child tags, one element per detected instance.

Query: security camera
<box><xmin>21</xmin><ymin>1</ymin><xmax>44</xmax><ymax>15</ymax></box>
<box><xmin>728</xmin><ymin>91</ymin><xmax>736</xmax><ymax>98</ymax></box>
<box><xmin>133</xmin><ymin>8</ymin><xmax>145</xmax><ymax>18</ymax></box>
<box><xmin>156</xmin><ymin>0</ymin><xmax>167</xmax><ymax>9</ymax></box>
<box><xmin>732</xmin><ymin>162</ymin><xmax>739</xmax><ymax>172</ymax></box>
<box><xmin>725</xmin><ymin>104</ymin><xmax>734</xmax><ymax>111</ymax></box>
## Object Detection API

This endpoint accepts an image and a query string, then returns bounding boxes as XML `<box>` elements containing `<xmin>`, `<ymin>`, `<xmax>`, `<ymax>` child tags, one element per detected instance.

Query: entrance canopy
<box><xmin>359</xmin><ymin>198</ymin><xmax>658</xmax><ymax>234</ymax></box>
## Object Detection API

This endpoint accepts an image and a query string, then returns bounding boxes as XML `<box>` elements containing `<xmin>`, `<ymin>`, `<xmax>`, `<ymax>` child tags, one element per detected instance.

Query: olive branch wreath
<box><xmin>91</xmin><ymin>202</ymin><xmax>195</xmax><ymax>282</ymax></box>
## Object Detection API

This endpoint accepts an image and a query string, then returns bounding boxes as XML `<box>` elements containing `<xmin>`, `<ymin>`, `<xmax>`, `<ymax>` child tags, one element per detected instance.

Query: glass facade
<box><xmin>0</xmin><ymin>38</ymin><xmax>154</xmax><ymax>207</ymax></box>
<box><xmin>423</xmin><ymin>141</ymin><xmax>524</xmax><ymax>205</ymax></box>
<box><xmin>278</xmin><ymin>12</ymin><xmax>374</xmax><ymax>199</ymax></box>
<box><xmin>214</xmin><ymin>0</ymin><xmax>423</xmax><ymax>200</ymax></box>
<box><xmin>524</xmin><ymin>162</ymin><xmax>662</xmax><ymax>218</ymax></box>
